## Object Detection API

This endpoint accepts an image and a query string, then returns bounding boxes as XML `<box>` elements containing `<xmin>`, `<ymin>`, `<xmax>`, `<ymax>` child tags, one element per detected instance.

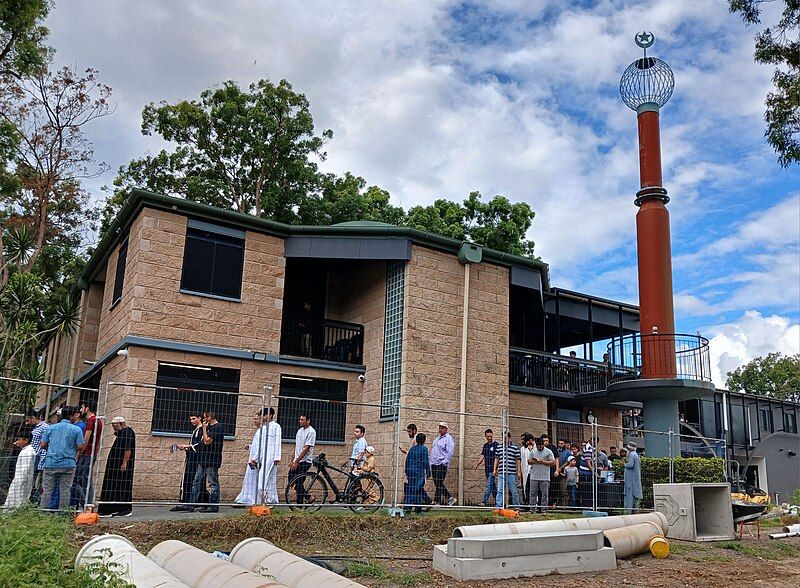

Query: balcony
<box><xmin>280</xmin><ymin>314</ymin><xmax>364</xmax><ymax>365</ymax></box>
<box><xmin>607</xmin><ymin>333</ymin><xmax>712</xmax><ymax>382</ymax></box>
<box><xmin>509</xmin><ymin>348</ymin><xmax>636</xmax><ymax>395</ymax></box>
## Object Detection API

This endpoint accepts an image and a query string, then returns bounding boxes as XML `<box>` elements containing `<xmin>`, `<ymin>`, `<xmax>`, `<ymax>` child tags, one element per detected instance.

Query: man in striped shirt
<box><xmin>493</xmin><ymin>431</ymin><xmax>521</xmax><ymax>508</ymax></box>
<box><xmin>25</xmin><ymin>410</ymin><xmax>49</xmax><ymax>504</ymax></box>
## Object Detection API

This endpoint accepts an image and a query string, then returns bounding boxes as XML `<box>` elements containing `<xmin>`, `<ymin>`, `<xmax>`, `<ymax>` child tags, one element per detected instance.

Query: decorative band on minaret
<box><xmin>620</xmin><ymin>32</ymin><xmax>677</xmax><ymax>378</ymax></box>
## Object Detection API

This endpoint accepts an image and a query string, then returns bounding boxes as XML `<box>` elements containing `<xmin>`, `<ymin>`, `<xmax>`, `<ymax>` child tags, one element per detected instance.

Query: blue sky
<box><xmin>45</xmin><ymin>1</ymin><xmax>799</xmax><ymax>385</ymax></box>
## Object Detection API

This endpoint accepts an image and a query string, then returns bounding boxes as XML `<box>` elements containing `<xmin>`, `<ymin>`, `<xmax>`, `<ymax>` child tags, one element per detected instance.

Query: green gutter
<box><xmin>81</xmin><ymin>188</ymin><xmax>551</xmax><ymax>287</ymax></box>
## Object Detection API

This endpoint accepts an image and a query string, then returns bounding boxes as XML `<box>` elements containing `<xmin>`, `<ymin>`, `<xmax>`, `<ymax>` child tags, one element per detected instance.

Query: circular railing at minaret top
<box><xmin>619</xmin><ymin>31</ymin><xmax>675</xmax><ymax>111</ymax></box>
<box><xmin>607</xmin><ymin>333</ymin><xmax>711</xmax><ymax>383</ymax></box>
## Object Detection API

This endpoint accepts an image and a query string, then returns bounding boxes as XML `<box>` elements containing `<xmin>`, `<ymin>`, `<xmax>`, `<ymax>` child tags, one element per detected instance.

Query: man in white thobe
<box><xmin>235</xmin><ymin>408</ymin><xmax>282</xmax><ymax>505</ymax></box>
<box><xmin>3</xmin><ymin>428</ymin><xmax>36</xmax><ymax>509</ymax></box>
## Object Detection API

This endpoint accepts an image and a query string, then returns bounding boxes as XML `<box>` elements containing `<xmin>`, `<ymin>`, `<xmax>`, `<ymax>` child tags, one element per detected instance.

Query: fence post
<box><xmin>88</xmin><ymin>378</ymin><xmax>110</xmax><ymax>513</ymax></box>
<box><xmin>254</xmin><ymin>386</ymin><xmax>270</xmax><ymax>506</ymax></box>
<box><xmin>501</xmin><ymin>406</ymin><xmax>508</xmax><ymax>510</ymax></box>
<box><xmin>668</xmin><ymin>427</ymin><xmax>675</xmax><ymax>483</ymax></box>
<box><xmin>592</xmin><ymin>418</ymin><xmax>598</xmax><ymax>512</ymax></box>
<box><xmin>390</xmin><ymin>400</ymin><xmax>402</xmax><ymax>516</ymax></box>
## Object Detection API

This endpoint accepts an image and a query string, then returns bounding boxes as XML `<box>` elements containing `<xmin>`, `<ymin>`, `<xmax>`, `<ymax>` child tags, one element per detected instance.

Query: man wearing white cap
<box><xmin>430</xmin><ymin>422</ymin><xmax>456</xmax><ymax>506</ymax></box>
<box><xmin>98</xmin><ymin>416</ymin><xmax>136</xmax><ymax>517</ymax></box>
<box><xmin>623</xmin><ymin>441</ymin><xmax>642</xmax><ymax>514</ymax></box>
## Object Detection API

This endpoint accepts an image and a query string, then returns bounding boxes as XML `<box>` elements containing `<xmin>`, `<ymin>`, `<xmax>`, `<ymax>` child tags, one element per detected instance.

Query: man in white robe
<box><xmin>3</xmin><ymin>428</ymin><xmax>36</xmax><ymax>509</ymax></box>
<box><xmin>235</xmin><ymin>408</ymin><xmax>282</xmax><ymax>505</ymax></box>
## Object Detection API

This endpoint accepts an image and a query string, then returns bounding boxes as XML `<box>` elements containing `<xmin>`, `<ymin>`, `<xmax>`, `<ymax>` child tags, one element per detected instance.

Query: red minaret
<box><xmin>620</xmin><ymin>32</ymin><xmax>677</xmax><ymax>378</ymax></box>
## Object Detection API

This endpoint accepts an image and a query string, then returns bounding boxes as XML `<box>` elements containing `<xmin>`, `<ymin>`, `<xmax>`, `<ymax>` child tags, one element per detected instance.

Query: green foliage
<box><xmin>719</xmin><ymin>540</ymin><xmax>800</xmax><ymax>560</ymax></box>
<box><xmin>729</xmin><ymin>1</ymin><xmax>799</xmax><ymax>167</ymax></box>
<box><xmin>346</xmin><ymin>561</ymin><xmax>389</xmax><ymax>579</ymax></box>
<box><xmin>109</xmin><ymin>78</ymin><xmax>538</xmax><ymax>258</ymax></box>
<box><xmin>725</xmin><ymin>352</ymin><xmax>800</xmax><ymax>402</ymax></box>
<box><xmin>0</xmin><ymin>0</ymin><xmax>50</xmax><ymax>78</ymax></box>
<box><xmin>0</xmin><ymin>507</ymin><xmax>133</xmax><ymax>587</ymax></box>
<box><xmin>407</xmin><ymin>191</ymin><xmax>536</xmax><ymax>257</ymax></box>
<box><xmin>614</xmin><ymin>457</ymin><xmax>725</xmax><ymax>507</ymax></box>
<box><xmin>790</xmin><ymin>488</ymin><xmax>800</xmax><ymax>506</ymax></box>
<box><xmin>299</xmin><ymin>172</ymin><xmax>405</xmax><ymax>226</ymax></box>
<box><xmin>107</xmin><ymin>78</ymin><xmax>332</xmax><ymax>229</ymax></box>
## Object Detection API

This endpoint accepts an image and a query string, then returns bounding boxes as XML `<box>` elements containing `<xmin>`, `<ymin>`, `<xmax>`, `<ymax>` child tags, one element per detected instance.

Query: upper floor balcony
<box><xmin>280</xmin><ymin>314</ymin><xmax>364</xmax><ymax>364</ymax></box>
<box><xmin>510</xmin><ymin>348</ymin><xmax>636</xmax><ymax>395</ymax></box>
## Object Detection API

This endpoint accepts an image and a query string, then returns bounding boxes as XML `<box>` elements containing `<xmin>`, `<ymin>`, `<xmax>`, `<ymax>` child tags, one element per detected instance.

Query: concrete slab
<box><xmin>433</xmin><ymin>544</ymin><xmax>617</xmax><ymax>581</ymax></box>
<box><xmin>447</xmin><ymin>529</ymin><xmax>605</xmax><ymax>559</ymax></box>
<box><xmin>653</xmin><ymin>483</ymin><xmax>734</xmax><ymax>541</ymax></box>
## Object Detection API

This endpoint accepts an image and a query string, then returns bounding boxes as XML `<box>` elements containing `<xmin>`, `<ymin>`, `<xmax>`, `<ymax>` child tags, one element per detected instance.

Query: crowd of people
<box><xmin>2</xmin><ymin>406</ymin><xmax>642</xmax><ymax>516</ymax></box>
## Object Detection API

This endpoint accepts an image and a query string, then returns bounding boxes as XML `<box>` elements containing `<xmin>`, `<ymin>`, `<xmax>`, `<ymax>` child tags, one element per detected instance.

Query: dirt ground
<box><xmin>70</xmin><ymin>512</ymin><xmax>800</xmax><ymax>587</ymax></box>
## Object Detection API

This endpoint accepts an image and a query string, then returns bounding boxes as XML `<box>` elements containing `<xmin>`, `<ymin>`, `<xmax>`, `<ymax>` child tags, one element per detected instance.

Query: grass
<box><xmin>0</xmin><ymin>507</ymin><xmax>132</xmax><ymax>588</ymax></box>
<box><xmin>718</xmin><ymin>540</ymin><xmax>800</xmax><ymax>560</ymax></box>
<box><xmin>345</xmin><ymin>562</ymin><xmax>434</xmax><ymax>586</ymax></box>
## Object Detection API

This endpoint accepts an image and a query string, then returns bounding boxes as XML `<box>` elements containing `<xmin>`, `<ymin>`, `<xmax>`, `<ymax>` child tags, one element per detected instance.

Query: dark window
<box><xmin>277</xmin><ymin>375</ymin><xmax>347</xmax><ymax>443</ymax></box>
<box><xmin>180</xmin><ymin>227</ymin><xmax>244</xmax><ymax>299</ymax></box>
<box><xmin>784</xmin><ymin>411</ymin><xmax>797</xmax><ymax>434</ymax></box>
<box><xmin>152</xmin><ymin>363</ymin><xmax>240</xmax><ymax>436</ymax></box>
<box><xmin>700</xmin><ymin>399</ymin><xmax>719</xmax><ymax>439</ymax></box>
<box><xmin>111</xmin><ymin>240</ymin><xmax>128</xmax><ymax>306</ymax></box>
<box><xmin>730</xmin><ymin>400</ymin><xmax>747</xmax><ymax>446</ymax></box>
<box><xmin>759</xmin><ymin>408</ymin><xmax>773</xmax><ymax>434</ymax></box>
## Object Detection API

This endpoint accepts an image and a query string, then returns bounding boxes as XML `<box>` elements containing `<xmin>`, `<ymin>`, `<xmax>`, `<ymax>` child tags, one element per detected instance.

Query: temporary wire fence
<box><xmin>0</xmin><ymin>375</ymin><xmax>726</xmax><ymax>516</ymax></box>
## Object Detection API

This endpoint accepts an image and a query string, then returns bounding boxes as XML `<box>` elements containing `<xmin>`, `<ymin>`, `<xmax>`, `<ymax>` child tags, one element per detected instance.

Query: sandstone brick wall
<box><xmin>117</xmin><ymin>208</ymin><xmax>286</xmax><ymax>355</ymax></box>
<box><xmin>401</xmin><ymin>245</ymin><xmax>510</xmax><ymax>504</ymax></box>
<box><xmin>508</xmin><ymin>391</ymin><xmax>548</xmax><ymax>438</ymax></box>
<box><xmin>90</xmin><ymin>347</ymin><xmax>404</xmax><ymax>503</ymax></box>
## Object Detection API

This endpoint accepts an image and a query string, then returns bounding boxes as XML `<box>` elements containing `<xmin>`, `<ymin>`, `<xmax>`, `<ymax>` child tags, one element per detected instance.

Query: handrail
<box><xmin>280</xmin><ymin>315</ymin><xmax>364</xmax><ymax>365</ymax></box>
<box><xmin>607</xmin><ymin>332</ymin><xmax>711</xmax><ymax>383</ymax></box>
<box><xmin>509</xmin><ymin>348</ymin><xmax>635</xmax><ymax>394</ymax></box>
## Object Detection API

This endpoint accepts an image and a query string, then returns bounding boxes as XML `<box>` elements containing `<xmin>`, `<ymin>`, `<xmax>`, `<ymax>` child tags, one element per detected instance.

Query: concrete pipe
<box><xmin>147</xmin><ymin>540</ymin><xmax>286</xmax><ymax>588</ymax></box>
<box><xmin>453</xmin><ymin>512</ymin><xmax>669</xmax><ymax>538</ymax></box>
<box><xmin>603</xmin><ymin>522</ymin><xmax>665</xmax><ymax>558</ymax></box>
<box><xmin>75</xmin><ymin>534</ymin><xmax>190</xmax><ymax>588</ymax></box>
<box><xmin>229</xmin><ymin>538</ymin><xmax>365</xmax><ymax>588</ymax></box>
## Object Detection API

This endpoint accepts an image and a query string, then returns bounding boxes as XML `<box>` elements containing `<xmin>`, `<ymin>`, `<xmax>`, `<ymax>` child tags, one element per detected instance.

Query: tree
<box><xmin>729</xmin><ymin>1</ymin><xmax>799</xmax><ymax>167</ymax></box>
<box><xmin>407</xmin><ymin>191</ymin><xmax>536</xmax><ymax>257</ymax></box>
<box><xmin>298</xmin><ymin>172</ymin><xmax>405</xmax><ymax>226</ymax></box>
<box><xmin>725</xmin><ymin>352</ymin><xmax>800</xmax><ymax>402</ymax></box>
<box><xmin>106</xmin><ymin>78</ymin><xmax>332</xmax><ymax>229</ymax></box>
<box><xmin>0</xmin><ymin>65</ymin><xmax>111</xmax><ymax>287</ymax></box>
<box><xmin>0</xmin><ymin>0</ymin><xmax>50</xmax><ymax>78</ymax></box>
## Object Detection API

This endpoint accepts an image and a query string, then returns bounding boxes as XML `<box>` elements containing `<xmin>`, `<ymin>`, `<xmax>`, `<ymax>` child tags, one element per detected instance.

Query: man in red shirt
<box><xmin>70</xmin><ymin>400</ymin><xmax>103</xmax><ymax>508</ymax></box>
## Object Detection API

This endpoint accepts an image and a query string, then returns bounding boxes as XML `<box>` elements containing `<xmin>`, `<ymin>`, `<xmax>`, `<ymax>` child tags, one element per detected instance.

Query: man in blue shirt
<box><xmin>555</xmin><ymin>438</ymin><xmax>573</xmax><ymax>506</ymax></box>
<box><xmin>39</xmin><ymin>406</ymin><xmax>86</xmax><ymax>511</ymax></box>
<box><xmin>404</xmin><ymin>433</ymin><xmax>431</xmax><ymax>513</ymax></box>
<box><xmin>474</xmin><ymin>428</ymin><xmax>498</xmax><ymax>507</ymax></box>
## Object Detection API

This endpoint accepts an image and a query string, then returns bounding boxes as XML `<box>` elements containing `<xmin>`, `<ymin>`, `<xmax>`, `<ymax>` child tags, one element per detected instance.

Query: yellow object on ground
<box><xmin>649</xmin><ymin>535</ymin><xmax>670</xmax><ymax>558</ymax></box>
<box><xmin>731</xmin><ymin>492</ymin><xmax>770</xmax><ymax>505</ymax></box>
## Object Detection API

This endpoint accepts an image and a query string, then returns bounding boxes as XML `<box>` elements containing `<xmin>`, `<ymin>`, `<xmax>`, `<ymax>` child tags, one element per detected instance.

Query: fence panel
<box><xmin>91</xmin><ymin>380</ymin><xmax>265</xmax><ymax>514</ymax></box>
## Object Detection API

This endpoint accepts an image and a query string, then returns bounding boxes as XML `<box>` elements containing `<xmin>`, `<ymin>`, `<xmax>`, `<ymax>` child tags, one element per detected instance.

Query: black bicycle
<box><xmin>285</xmin><ymin>452</ymin><xmax>385</xmax><ymax>514</ymax></box>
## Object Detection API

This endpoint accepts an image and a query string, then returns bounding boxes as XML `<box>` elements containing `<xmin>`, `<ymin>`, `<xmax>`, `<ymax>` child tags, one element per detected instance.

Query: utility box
<box><xmin>457</xmin><ymin>242</ymin><xmax>482</xmax><ymax>265</ymax></box>
<box><xmin>653</xmin><ymin>483</ymin><xmax>734</xmax><ymax>541</ymax></box>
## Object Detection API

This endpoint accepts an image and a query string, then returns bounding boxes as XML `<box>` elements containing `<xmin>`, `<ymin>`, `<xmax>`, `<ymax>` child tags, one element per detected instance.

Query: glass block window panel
<box><xmin>381</xmin><ymin>260</ymin><xmax>405</xmax><ymax>418</ymax></box>
<box><xmin>180</xmin><ymin>226</ymin><xmax>244</xmax><ymax>300</ymax></box>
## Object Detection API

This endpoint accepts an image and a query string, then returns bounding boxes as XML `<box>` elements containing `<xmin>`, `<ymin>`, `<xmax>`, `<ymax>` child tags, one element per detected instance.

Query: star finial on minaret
<box><xmin>635</xmin><ymin>31</ymin><xmax>654</xmax><ymax>49</ymax></box>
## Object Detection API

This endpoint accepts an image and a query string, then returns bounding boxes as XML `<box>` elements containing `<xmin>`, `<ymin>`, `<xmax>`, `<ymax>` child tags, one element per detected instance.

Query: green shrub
<box><xmin>789</xmin><ymin>488</ymin><xmax>800</xmax><ymax>506</ymax></box>
<box><xmin>613</xmin><ymin>457</ymin><xmax>725</xmax><ymax>507</ymax></box>
<box><xmin>0</xmin><ymin>507</ymin><xmax>132</xmax><ymax>587</ymax></box>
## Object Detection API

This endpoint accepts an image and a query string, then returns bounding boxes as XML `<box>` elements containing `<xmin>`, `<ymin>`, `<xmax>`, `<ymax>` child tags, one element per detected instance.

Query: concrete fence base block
<box><xmin>447</xmin><ymin>529</ymin><xmax>605</xmax><ymax>559</ymax></box>
<box><xmin>433</xmin><ymin>544</ymin><xmax>617</xmax><ymax>581</ymax></box>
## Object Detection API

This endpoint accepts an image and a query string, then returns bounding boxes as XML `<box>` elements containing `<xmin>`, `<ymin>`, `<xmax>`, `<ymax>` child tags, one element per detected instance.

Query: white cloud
<box><xmin>706</xmin><ymin>311</ymin><xmax>800</xmax><ymax>387</ymax></box>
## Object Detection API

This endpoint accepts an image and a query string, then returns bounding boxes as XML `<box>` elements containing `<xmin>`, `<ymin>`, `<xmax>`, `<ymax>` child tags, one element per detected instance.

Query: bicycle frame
<box><xmin>312</xmin><ymin>458</ymin><xmax>358</xmax><ymax>501</ymax></box>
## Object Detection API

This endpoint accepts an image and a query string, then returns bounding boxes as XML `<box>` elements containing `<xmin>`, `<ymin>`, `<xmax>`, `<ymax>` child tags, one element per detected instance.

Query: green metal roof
<box><xmin>81</xmin><ymin>188</ymin><xmax>550</xmax><ymax>288</ymax></box>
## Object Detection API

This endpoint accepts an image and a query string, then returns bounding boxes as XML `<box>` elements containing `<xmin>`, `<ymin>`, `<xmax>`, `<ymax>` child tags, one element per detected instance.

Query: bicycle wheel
<box><xmin>346</xmin><ymin>473</ymin><xmax>385</xmax><ymax>514</ymax></box>
<box><xmin>285</xmin><ymin>472</ymin><xmax>328</xmax><ymax>512</ymax></box>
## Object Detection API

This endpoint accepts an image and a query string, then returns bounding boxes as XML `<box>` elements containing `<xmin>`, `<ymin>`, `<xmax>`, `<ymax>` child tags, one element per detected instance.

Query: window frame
<box><xmin>150</xmin><ymin>362</ymin><xmax>241</xmax><ymax>437</ymax></box>
<box><xmin>180</xmin><ymin>222</ymin><xmax>245</xmax><ymax>301</ymax></box>
<box><xmin>110</xmin><ymin>238</ymin><xmax>129</xmax><ymax>308</ymax></box>
<box><xmin>277</xmin><ymin>375</ymin><xmax>348</xmax><ymax>444</ymax></box>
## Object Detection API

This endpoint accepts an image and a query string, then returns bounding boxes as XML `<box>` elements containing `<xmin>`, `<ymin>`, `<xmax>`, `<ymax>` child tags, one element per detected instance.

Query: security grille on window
<box><xmin>151</xmin><ymin>363</ymin><xmax>240</xmax><ymax>436</ymax></box>
<box><xmin>277</xmin><ymin>375</ymin><xmax>347</xmax><ymax>443</ymax></box>
<box><xmin>180</xmin><ymin>221</ymin><xmax>245</xmax><ymax>300</ymax></box>
<box><xmin>381</xmin><ymin>260</ymin><xmax>405</xmax><ymax>418</ymax></box>
<box><xmin>111</xmin><ymin>239</ymin><xmax>128</xmax><ymax>306</ymax></box>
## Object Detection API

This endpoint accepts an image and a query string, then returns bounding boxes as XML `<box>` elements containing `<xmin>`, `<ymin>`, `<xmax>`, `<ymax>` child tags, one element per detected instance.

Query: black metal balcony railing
<box><xmin>510</xmin><ymin>348</ymin><xmax>635</xmax><ymax>394</ymax></box>
<box><xmin>607</xmin><ymin>332</ymin><xmax>711</xmax><ymax>383</ymax></box>
<box><xmin>280</xmin><ymin>315</ymin><xmax>364</xmax><ymax>365</ymax></box>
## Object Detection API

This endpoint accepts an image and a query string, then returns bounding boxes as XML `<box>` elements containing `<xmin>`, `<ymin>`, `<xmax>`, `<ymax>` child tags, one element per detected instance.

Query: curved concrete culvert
<box><xmin>452</xmin><ymin>512</ymin><xmax>669</xmax><ymax>538</ymax></box>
